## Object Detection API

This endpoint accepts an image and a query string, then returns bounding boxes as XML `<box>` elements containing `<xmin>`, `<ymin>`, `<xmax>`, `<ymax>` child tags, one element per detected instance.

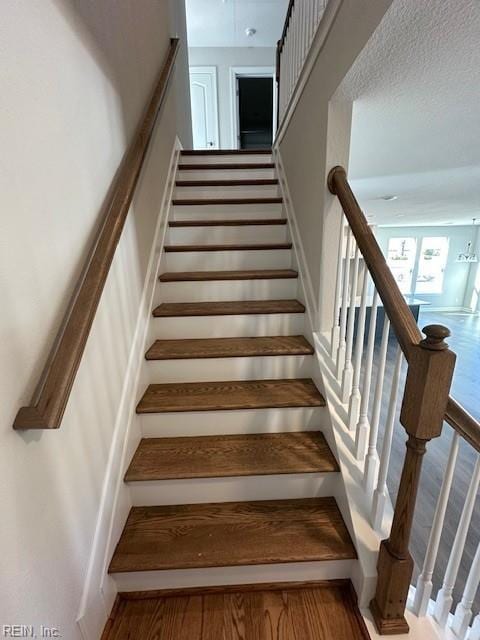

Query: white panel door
<box><xmin>189</xmin><ymin>67</ymin><xmax>219</xmax><ymax>150</ymax></box>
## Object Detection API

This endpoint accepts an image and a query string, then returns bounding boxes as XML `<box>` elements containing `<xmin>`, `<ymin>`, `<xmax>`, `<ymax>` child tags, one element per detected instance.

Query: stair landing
<box><xmin>102</xmin><ymin>581</ymin><xmax>370</xmax><ymax>640</ymax></box>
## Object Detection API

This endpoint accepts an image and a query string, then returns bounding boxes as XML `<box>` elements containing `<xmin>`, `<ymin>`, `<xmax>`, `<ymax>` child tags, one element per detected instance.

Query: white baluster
<box><xmin>413</xmin><ymin>432</ymin><xmax>459</xmax><ymax>616</ymax></box>
<box><xmin>330</xmin><ymin>220</ymin><xmax>345</xmax><ymax>359</ymax></box>
<box><xmin>363</xmin><ymin>316</ymin><xmax>390</xmax><ymax>494</ymax></box>
<box><xmin>292</xmin><ymin>5</ymin><xmax>299</xmax><ymax>86</ymax></box>
<box><xmin>354</xmin><ymin>290</ymin><xmax>379</xmax><ymax>460</ymax></box>
<box><xmin>307</xmin><ymin>0</ymin><xmax>314</xmax><ymax>50</ymax></box>
<box><xmin>434</xmin><ymin>454</ymin><xmax>480</xmax><ymax>627</ymax></box>
<box><xmin>300</xmin><ymin>0</ymin><xmax>307</xmax><ymax>64</ymax></box>
<box><xmin>286</xmin><ymin>28</ymin><xmax>292</xmax><ymax>101</ymax></box>
<box><xmin>452</xmin><ymin>538</ymin><xmax>480</xmax><ymax>638</ymax></box>
<box><xmin>336</xmin><ymin>228</ymin><xmax>352</xmax><ymax>379</ymax></box>
<box><xmin>348</xmin><ymin>268</ymin><xmax>369</xmax><ymax>430</ymax></box>
<box><xmin>371</xmin><ymin>346</ymin><xmax>403</xmax><ymax>531</ymax></box>
<box><xmin>341</xmin><ymin>244</ymin><xmax>360</xmax><ymax>402</ymax></box>
<box><xmin>468</xmin><ymin>615</ymin><xmax>480</xmax><ymax>640</ymax></box>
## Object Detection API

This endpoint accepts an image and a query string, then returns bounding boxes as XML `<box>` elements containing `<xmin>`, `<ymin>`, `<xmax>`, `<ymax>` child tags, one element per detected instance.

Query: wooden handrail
<box><xmin>279</xmin><ymin>0</ymin><xmax>295</xmax><ymax>52</ymax></box>
<box><xmin>13</xmin><ymin>38</ymin><xmax>180</xmax><ymax>430</ymax></box>
<box><xmin>446</xmin><ymin>397</ymin><xmax>480</xmax><ymax>452</ymax></box>
<box><xmin>328</xmin><ymin>166</ymin><xmax>421</xmax><ymax>358</ymax></box>
<box><xmin>328</xmin><ymin>164</ymin><xmax>480</xmax><ymax>633</ymax></box>
<box><xmin>327</xmin><ymin>165</ymin><xmax>480</xmax><ymax>450</ymax></box>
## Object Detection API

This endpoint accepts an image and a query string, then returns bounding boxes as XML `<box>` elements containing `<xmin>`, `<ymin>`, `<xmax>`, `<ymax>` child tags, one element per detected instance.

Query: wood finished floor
<box><xmin>102</xmin><ymin>581</ymin><xmax>370</xmax><ymax>640</ymax></box>
<box><xmin>367</xmin><ymin>310</ymin><xmax>480</xmax><ymax>613</ymax></box>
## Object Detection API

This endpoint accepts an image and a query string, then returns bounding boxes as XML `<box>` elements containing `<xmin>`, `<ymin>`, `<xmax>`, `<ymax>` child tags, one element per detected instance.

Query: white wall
<box><xmin>375</xmin><ymin>225</ymin><xmax>478</xmax><ymax>310</ymax></box>
<box><xmin>188</xmin><ymin>46</ymin><xmax>276</xmax><ymax>148</ymax></box>
<box><xmin>0</xmin><ymin>1</ymin><xmax>190</xmax><ymax>638</ymax></box>
<box><xmin>276</xmin><ymin>0</ymin><xmax>393</xmax><ymax>330</ymax></box>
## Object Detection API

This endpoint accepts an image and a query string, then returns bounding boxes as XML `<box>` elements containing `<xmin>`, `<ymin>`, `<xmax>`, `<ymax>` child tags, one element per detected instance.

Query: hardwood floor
<box><xmin>102</xmin><ymin>581</ymin><xmax>370</xmax><ymax>640</ymax></box>
<box><xmin>371</xmin><ymin>310</ymin><xmax>480</xmax><ymax>611</ymax></box>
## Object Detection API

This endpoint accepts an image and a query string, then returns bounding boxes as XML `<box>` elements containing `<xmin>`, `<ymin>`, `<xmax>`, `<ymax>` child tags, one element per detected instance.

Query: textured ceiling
<box><xmin>340</xmin><ymin>0</ymin><xmax>480</xmax><ymax>226</ymax></box>
<box><xmin>185</xmin><ymin>0</ymin><xmax>289</xmax><ymax>47</ymax></box>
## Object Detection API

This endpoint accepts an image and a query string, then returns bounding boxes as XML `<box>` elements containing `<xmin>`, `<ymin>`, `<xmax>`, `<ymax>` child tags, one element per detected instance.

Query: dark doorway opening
<box><xmin>237</xmin><ymin>77</ymin><xmax>273</xmax><ymax>149</ymax></box>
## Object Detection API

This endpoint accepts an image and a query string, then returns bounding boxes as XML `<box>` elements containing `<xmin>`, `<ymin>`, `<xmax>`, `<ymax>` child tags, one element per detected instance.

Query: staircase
<box><xmin>108</xmin><ymin>149</ymin><xmax>357</xmax><ymax>593</ymax></box>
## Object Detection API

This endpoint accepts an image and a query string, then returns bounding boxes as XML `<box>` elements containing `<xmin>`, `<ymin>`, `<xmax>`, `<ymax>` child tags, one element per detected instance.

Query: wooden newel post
<box><xmin>370</xmin><ymin>325</ymin><xmax>456</xmax><ymax>634</ymax></box>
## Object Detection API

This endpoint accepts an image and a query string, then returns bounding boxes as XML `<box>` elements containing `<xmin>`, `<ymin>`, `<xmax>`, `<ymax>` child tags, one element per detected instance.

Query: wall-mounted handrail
<box><xmin>328</xmin><ymin>164</ymin><xmax>479</xmax><ymax>634</ymax></box>
<box><xmin>327</xmin><ymin>165</ymin><xmax>480</xmax><ymax>449</ymax></box>
<box><xmin>13</xmin><ymin>38</ymin><xmax>180</xmax><ymax>430</ymax></box>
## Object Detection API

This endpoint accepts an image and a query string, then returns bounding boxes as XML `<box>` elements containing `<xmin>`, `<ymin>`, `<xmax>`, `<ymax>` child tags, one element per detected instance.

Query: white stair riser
<box><xmin>177</xmin><ymin>168</ymin><xmax>275</xmax><ymax>181</ymax></box>
<box><xmin>168</xmin><ymin>225</ymin><xmax>288</xmax><ymax>245</ymax></box>
<box><xmin>112</xmin><ymin>559</ymin><xmax>355</xmax><ymax>592</ymax></box>
<box><xmin>129</xmin><ymin>473</ymin><xmax>338</xmax><ymax>506</ymax></box>
<box><xmin>140</xmin><ymin>406</ymin><xmax>325</xmax><ymax>438</ymax></box>
<box><xmin>178</xmin><ymin>154</ymin><xmax>272</xmax><ymax>165</ymax></box>
<box><xmin>174</xmin><ymin>185</ymin><xmax>280</xmax><ymax>199</ymax></box>
<box><xmin>172</xmin><ymin>202</ymin><xmax>282</xmax><ymax>219</ymax></box>
<box><xmin>150</xmin><ymin>313</ymin><xmax>305</xmax><ymax>339</ymax></box>
<box><xmin>155</xmin><ymin>279</ymin><xmax>297</xmax><ymax>303</ymax></box>
<box><xmin>164</xmin><ymin>249</ymin><xmax>291</xmax><ymax>271</ymax></box>
<box><xmin>144</xmin><ymin>355</ymin><xmax>313</xmax><ymax>383</ymax></box>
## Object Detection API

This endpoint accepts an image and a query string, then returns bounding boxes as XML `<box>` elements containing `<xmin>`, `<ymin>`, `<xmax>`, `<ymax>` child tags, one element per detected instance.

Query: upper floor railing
<box><xmin>328</xmin><ymin>166</ymin><xmax>480</xmax><ymax>636</ymax></box>
<box><xmin>13</xmin><ymin>39</ymin><xmax>180</xmax><ymax>430</ymax></box>
<box><xmin>276</xmin><ymin>0</ymin><xmax>328</xmax><ymax>124</ymax></box>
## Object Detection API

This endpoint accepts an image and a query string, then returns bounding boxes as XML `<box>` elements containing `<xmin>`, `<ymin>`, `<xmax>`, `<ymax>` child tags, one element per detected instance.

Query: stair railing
<box><xmin>328</xmin><ymin>166</ymin><xmax>480</xmax><ymax>636</ymax></box>
<box><xmin>276</xmin><ymin>0</ymin><xmax>328</xmax><ymax>125</ymax></box>
<box><xmin>13</xmin><ymin>39</ymin><xmax>180</xmax><ymax>430</ymax></box>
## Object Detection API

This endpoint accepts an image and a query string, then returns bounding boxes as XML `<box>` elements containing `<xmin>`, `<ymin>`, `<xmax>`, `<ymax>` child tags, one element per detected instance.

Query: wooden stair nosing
<box><xmin>108</xmin><ymin>497</ymin><xmax>356</xmax><ymax>574</ymax></box>
<box><xmin>152</xmin><ymin>299</ymin><xmax>306</xmax><ymax>317</ymax></box>
<box><xmin>175</xmin><ymin>179</ymin><xmax>279</xmax><ymax>187</ymax></box>
<box><xmin>164</xmin><ymin>242</ymin><xmax>292</xmax><ymax>252</ymax></box>
<box><xmin>172</xmin><ymin>198</ymin><xmax>283</xmax><ymax>206</ymax></box>
<box><xmin>125</xmin><ymin>431</ymin><xmax>339</xmax><ymax>482</ymax></box>
<box><xmin>158</xmin><ymin>269</ymin><xmax>298</xmax><ymax>282</ymax></box>
<box><xmin>178</xmin><ymin>162</ymin><xmax>275</xmax><ymax>170</ymax></box>
<box><xmin>136</xmin><ymin>378</ymin><xmax>325</xmax><ymax>414</ymax></box>
<box><xmin>180</xmin><ymin>149</ymin><xmax>272</xmax><ymax>156</ymax></box>
<box><xmin>168</xmin><ymin>218</ymin><xmax>287</xmax><ymax>228</ymax></box>
<box><xmin>145</xmin><ymin>335</ymin><xmax>314</xmax><ymax>360</ymax></box>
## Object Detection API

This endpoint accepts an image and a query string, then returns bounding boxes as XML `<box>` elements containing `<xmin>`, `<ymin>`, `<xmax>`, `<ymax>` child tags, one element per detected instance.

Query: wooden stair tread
<box><xmin>153</xmin><ymin>299</ymin><xmax>305</xmax><ymax>317</ymax></box>
<box><xmin>159</xmin><ymin>269</ymin><xmax>297</xmax><ymax>282</ymax></box>
<box><xmin>172</xmin><ymin>198</ymin><xmax>283</xmax><ymax>205</ymax></box>
<box><xmin>178</xmin><ymin>162</ymin><xmax>275</xmax><ymax>170</ymax></box>
<box><xmin>125</xmin><ymin>432</ymin><xmax>339</xmax><ymax>481</ymax></box>
<box><xmin>176</xmin><ymin>179</ymin><xmax>279</xmax><ymax>187</ymax></box>
<box><xmin>108</xmin><ymin>497</ymin><xmax>356</xmax><ymax>573</ymax></box>
<box><xmin>136</xmin><ymin>378</ymin><xmax>325</xmax><ymax>414</ymax></box>
<box><xmin>164</xmin><ymin>242</ymin><xmax>292</xmax><ymax>252</ymax></box>
<box><xmin>180</xmin><ymin>149</ymin><xmax>272</xmax><ymax>156</ymax></box>
<box><xmin>145</xmin><ymin>336</ymin><xmax>314</xmax><ymax>360</ymax></box>
<box><xmin>168</xmin><ymin>218</ymin><xmax>287</xmax><ymax>227</ymax></box>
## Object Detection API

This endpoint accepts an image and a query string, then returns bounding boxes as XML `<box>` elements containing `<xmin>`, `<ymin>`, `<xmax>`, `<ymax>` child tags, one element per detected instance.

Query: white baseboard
<box><xmin>274</xmin><ymin>147</ymin><xmax>318</xmax><ymax>334</ymax></box>
<box><xmin>76</xmin><ymin>138</ymin><xmax>181</xmax><ymax>640</ymax></box>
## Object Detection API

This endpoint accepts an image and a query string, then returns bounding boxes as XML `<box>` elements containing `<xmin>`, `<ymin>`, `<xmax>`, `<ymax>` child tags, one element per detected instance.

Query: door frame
<box><xmin>189</xmin><ymin>66</ymin><xmax>220</xmax><ymax>149</ymax></box>
<box><xmin>229</xmin><ymin>67</ymin><xmax>277</xmax><ymax>149</ymax></box>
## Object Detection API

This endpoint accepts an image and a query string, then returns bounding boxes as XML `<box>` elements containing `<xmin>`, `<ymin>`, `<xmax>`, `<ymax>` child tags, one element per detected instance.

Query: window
<box><xmin>415</xmin><ymin>237</ymin><xmax>449</xmax><ymax>294</ymax></box>
<box><xmin>387</xmin><ymin>237</ymin><xmax>417</xmax><ymax>294</ymax></box>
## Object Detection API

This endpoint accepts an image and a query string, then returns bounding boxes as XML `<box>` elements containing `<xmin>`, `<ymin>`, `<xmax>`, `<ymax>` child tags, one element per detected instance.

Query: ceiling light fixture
<box><xmin>380</xmin><ymin>195</ymin><xmax>398</xmax><ymax>201</ymax></box>
<box><xmin>245</xmin><ymin>27</ymin><xmax>256</xmax><ymax>37</ymax></box>
<box><xmin>456</xmin><ymin>218</ymin><xmax>478</xmax><ymax>263</ymax></box>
